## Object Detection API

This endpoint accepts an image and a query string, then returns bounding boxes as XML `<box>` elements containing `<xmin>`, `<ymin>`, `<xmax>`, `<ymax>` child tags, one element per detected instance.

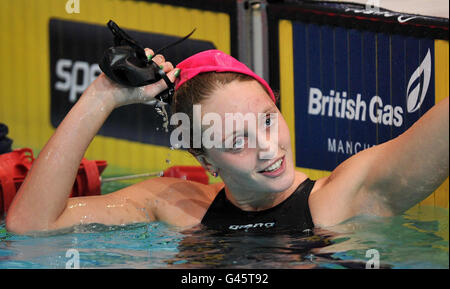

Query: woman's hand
<box><xmin>91</xmin><ymin>48</ymin><xmax>180</xmax><ymax>108</ymax></box>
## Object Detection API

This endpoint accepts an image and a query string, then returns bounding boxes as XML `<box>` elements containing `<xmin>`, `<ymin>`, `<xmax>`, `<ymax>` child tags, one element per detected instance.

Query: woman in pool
<box><xmin>5</xmin><ymin>49</ymin><xmax>449</xmax><ymax>235</ymax></box>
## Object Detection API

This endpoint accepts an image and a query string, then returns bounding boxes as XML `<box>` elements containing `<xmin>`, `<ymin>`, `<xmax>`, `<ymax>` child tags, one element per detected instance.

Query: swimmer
<box><xmin>5</xmin><ymin>49</ymin><xmax>449</xmax><ymax>235</ymax></box>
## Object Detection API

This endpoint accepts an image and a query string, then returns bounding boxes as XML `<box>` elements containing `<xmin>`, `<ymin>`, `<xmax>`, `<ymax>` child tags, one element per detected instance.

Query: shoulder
<box><xmin>135</xmin><ymin>177</ymin><xmax>223</xmax><ymax>201</ymax></box>
<box><xmin>131</xmin><ymin>177</ymin><xmax>224</xmax><ymax>227</ymax></box>
<box><xmin>307</xmin><ymin>174</ymin><xmax>352</xmax><ymax>228</ymax></box>
<box><xmin>307</xmin><ymin>145</ymin><xmax>392</xmax><ymax>227</ymax></box>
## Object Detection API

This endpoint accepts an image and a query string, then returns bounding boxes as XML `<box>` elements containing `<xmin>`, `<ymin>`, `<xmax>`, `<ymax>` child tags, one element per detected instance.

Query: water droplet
<box><xmin>153</xmin><ymin>101</ymin><xmax>169</xmax><ymax>133</ymax></box>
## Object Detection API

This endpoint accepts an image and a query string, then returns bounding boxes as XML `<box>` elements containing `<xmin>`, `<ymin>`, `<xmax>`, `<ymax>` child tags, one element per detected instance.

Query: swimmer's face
<box><xmin>197</xmin><ymin>80</ymin><xmax>295</xmax><ymax>194</ymax></box>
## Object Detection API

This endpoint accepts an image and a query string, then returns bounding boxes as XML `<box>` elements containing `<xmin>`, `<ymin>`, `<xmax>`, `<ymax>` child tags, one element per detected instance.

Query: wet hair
<box><xmin>172</xmin><ymin>72</ymin><xmax>273</xmax><ymax>156</ymax></box>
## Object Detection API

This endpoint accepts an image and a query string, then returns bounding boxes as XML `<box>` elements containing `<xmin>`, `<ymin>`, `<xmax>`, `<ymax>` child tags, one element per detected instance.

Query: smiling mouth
<box><xmin>258</xmin><ymin>156</ymin><xmax>285</xmax><ymax>173</ymax></box>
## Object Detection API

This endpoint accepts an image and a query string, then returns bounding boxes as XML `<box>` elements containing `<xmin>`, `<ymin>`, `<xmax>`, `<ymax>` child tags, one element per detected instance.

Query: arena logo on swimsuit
<box><xmin>229</xmin><ymin>222</ymin><xmax>275</xmax><ymax>230</ymax></box>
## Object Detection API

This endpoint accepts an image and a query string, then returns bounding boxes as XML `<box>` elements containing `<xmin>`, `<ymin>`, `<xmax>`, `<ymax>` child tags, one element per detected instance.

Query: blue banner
<box><xmin>293</xmin><ymin>22</ymin><xmax>435</xmax><ymax>171</ymax></box>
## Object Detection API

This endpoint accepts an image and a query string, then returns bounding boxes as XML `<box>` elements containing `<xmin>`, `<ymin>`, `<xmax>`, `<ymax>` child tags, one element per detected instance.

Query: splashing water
<box><xmin>153</xmin><ymin>100</ymin><xmax>172</xmax><ymax>165</ymax></box>
<box><xmin>154</xmin><ymin>101</ymin><xmax>169</xmax><ymax>133</ymax></box>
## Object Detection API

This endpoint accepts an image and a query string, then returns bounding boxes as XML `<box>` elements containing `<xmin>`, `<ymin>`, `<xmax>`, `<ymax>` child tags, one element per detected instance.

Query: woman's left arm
<box><xmin>364</xmin><ymin>96</ymin><xmax>448</xmax><ymax>214</ymax></box>
<box><xmin>310</xmin><ymin>97</ymin><xmax>448</xmax><ymax>226</ymax></box>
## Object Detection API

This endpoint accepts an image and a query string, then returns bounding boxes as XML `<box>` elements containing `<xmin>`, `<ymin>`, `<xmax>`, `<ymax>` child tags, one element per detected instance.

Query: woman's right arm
<box><xmin>6</xmin><ymin>50</ymin><xmax>179</xmax><ymax>234</ymax></box>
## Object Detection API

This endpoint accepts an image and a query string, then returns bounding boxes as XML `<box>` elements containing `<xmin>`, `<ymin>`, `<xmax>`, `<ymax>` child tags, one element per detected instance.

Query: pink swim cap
<box><xmin>175</xmin><ymin>50</ymin><xmax>275</xmax><ymax>103</ymax></box>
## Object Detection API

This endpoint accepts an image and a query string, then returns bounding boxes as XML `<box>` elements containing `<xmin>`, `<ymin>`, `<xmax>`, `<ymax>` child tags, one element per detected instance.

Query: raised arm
<box><xmin>6</xmin><ymin>49</ymin><xmax>179</xmax><ymax>234</ymax></box>
<box><xmin>310</xmin><ymin>97</ymin><xmax>449</xmax><ymax>226</ymax></box>
<box><xmin>366</xmin><ymin>96</ymin><xmax>449</xmax><ymax>213</ymax></box>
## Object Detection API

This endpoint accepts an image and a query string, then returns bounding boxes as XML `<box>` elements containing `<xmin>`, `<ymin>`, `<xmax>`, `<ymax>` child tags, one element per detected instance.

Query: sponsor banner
<box><xmin>49</xmin><ymin>18</ymin><xmax>215</xmax><ymax>147</ymax></box>
<box><xmin>293</xmin><ymin>22</ymin><xmax>435</xmax><ymax>171</ymax></box>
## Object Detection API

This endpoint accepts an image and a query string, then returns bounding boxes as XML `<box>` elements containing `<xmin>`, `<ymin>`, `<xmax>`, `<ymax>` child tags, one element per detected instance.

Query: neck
<box><xmin>223</xmin><ymin>171</ymin><xmax>308</xmax><ymax>212</ymax></box>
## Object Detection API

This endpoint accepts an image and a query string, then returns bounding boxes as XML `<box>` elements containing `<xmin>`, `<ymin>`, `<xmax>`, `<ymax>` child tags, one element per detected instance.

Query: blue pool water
<box><xmin>0</xmin><ymin>204</ymin><xmax>448</xmax><ymax>269</ymax></box>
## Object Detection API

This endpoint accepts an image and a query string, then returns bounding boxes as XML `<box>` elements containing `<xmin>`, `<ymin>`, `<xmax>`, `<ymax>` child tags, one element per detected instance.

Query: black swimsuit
<box><xmin>201</xmin><ymin>178</ymin><xmax>316</xmax><ymax>233</ymax></box>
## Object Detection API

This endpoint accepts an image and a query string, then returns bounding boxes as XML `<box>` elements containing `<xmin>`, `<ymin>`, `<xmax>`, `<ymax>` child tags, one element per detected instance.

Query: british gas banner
<box><xmin>269</xmin><ymin>1</ymin><xmax>448</xmax><ymax>207</ymax></box>
<box><xmin>293</xmin><ymin>25</ymin><xmax>435</xmax><ymax>171</ymax></box>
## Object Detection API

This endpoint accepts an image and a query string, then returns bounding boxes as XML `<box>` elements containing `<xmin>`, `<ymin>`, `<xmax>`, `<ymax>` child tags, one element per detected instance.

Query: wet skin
<box><xmin>5</xmin><ymin>48</ymin><xmax>449</xmax><ymax>235</ymax></box>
